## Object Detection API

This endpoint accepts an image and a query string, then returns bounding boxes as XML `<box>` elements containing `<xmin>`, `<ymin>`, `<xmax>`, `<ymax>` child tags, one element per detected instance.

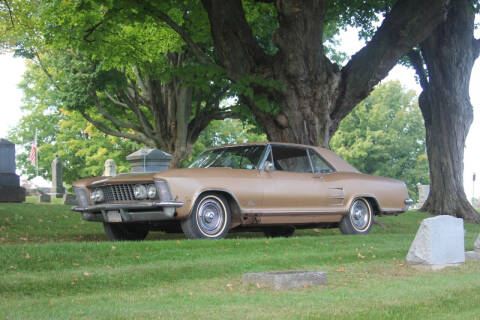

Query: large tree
<box><xmin>407</xmin><ymin>0</ymin><xmax>480</xmax><ymax>222</ymax></box>
<box><xmin>198</xmin><ymin>0</ymin><xmax>449</xmax><ymax>147</ymax></box>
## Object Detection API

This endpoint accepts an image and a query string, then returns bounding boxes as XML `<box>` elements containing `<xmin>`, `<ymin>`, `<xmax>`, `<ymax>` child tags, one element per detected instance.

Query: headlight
<box><xmin>89</xmin><ymin>189</ymin><xmax>104</xmax><ymax>203</ymax></box>
<box><xmin>95</xmin><ymin>189</ymin><xmax>104</xmax><ymax>202</ymax></box>
<box><xmin>147</xmin><ymin>184</ymin><xmax>157</xmax><ymax>199</ymax></box>
<box><xmin>134</xmin><ymin>184</ymin><xmax>147</xmax><ymax>200</ymax></box>
<box><xmin>90</xmin><ymin>190</ymin><xmax>96</xmax><ymax>202</ymax></box>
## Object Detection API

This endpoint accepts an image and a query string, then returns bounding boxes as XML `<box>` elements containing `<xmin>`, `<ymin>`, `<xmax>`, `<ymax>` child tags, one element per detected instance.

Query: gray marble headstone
<box><xmin>127</xmin><ymin>149</ymin><xmax>172</xmax><ymax>173</ymax></box>
<box><xmin>406</xmin><ymin>215</ymin><xmax>465</xmax><ymax>270</ymax></box>
<box><xmin>0</xmin><ymin>139</ymin><xmax>26</xmax><ymax>202</ymax></box>
<box><xmin>51</xmin><ymin>155</ymin><xmax>65</xmax><ymax>198</ymax></box>
<box><xmin>465</xmin><ymin>234</ymin><xmax>480</xmax><ymax>261</ymax></box>
<box><xmin>103</xmin><ymin>159</ymin><xmax>117</xmax><ymax>177</ymax></box>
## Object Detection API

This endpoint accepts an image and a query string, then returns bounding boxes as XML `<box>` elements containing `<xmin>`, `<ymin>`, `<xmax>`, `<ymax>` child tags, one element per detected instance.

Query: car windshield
<box><xmin>189</xmin><ymin>145</ymin><xmax>266</xmax><ymax>169</ymax></box>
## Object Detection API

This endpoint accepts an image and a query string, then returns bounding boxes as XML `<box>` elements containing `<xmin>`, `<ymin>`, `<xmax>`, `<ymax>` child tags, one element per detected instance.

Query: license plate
<box><xmin>106</xmin><ymin>211</ymin><xmax>122</xmax><ymax>223</ymax></box>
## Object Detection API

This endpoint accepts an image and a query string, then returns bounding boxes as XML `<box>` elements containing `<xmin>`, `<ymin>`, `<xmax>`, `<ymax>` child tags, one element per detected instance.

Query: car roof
<box><xmin>205</xmin><ymin>142</ymin><xmax>359</xmax><ymax>173</ymax></box>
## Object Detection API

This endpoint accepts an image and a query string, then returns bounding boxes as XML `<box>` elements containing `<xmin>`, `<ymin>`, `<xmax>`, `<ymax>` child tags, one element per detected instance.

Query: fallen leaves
<box><xmin>357</xmin><ymin>253</ymin><xmax>365</xmax><ymax>259</ymax></box>
<box><xmin>111</xmin><ymin>245</ymin><xmax>116</xmax><ymax>250</ymax></box>
<box><xmin>336</xmin><ymin>267</ymin><xmax>346</xmax><ymax>272</ymax></box>
<box><xmin>10</xmin><ymin>265</ymin><xmax>16</xmax><ymax>270</ymax></box>
<box><xmin>83</xmin><ymin>272</ymin><xmax>90</xmax><ymax>277</ymax></box>
<box><xmin>25</xmin><ymin>253</ymin><xmax>30</xmax><ymax>259</ymax></box>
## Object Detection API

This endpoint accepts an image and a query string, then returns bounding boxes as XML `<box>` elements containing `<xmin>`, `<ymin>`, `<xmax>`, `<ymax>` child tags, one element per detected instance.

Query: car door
<box><xmin>261</xmin><ymin>145</ymin><xmax>331</xmax><ymax>215</ymax></box>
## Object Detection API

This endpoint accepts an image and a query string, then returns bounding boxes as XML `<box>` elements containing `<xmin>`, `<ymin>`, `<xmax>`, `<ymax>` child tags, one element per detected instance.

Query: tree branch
<box><xmin>80</xmin><ymin>111</ymin><xmax>155</xmax><ymax>147</ymax></box>
<box><xmin>407</xmin><ymin>49</ymin><xmax>429</xmax><ymax>90</ymax></box>
<box><xmin>3</xmin><ymin>0</ymin><xmax>14</xmax><ymax>28</ymax></box>
<box><xmin>83</xmin><ymin>21</ymin><xmax>103</xmax><ymax>43</ymax></box>
<box><xmin>331</xmin><ymin>0</ymin><xmax>448</xmax><ymax>125</ymax></box>
<box><xmin>201</xmin><ymin>0</ymin><xmax>271</xmax><ymax>78</ymax></box>
<box><xmin>139</xmin><ymin>2</ymin><xmax>213</xmax><ymax>65</ymax></box>
<box><xmin>91</xmin><ymin>91</ymin><xmax>145</xmax><ymax>134</ymax></box>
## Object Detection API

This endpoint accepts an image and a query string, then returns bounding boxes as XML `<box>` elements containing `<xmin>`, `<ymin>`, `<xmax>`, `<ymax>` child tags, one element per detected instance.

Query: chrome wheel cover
<box><xmin>349</xmin><ymin>199</ymin><xmax>371</xmax><ymax>231</ymax></box>
<box><xmin>196</xmin><ymin>196</ymin><xmax>227</xmax><ymax>237</ymax></box>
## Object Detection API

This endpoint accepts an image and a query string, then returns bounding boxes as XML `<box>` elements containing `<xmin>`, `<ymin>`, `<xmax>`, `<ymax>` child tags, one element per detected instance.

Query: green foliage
<box><xmin>331</xmin><ymin>81</ymin><xmax>429</xmax><ymax>200</ymax></box>
<box><xmin>7</xmin><ymin>63</ymin><xmax>142</xmax><ymax>185</ymax></box>
<box><xmin>188</xmin><ymin>118</ymin><xmax>267</xmax><ymax>165</ymax></box>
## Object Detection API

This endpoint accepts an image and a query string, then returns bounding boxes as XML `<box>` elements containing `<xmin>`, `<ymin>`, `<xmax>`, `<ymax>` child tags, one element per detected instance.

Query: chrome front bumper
<box><xmin>72</xmin><ymin>201</ymin><xmax>184</xmax><ymax>223</ymax></box>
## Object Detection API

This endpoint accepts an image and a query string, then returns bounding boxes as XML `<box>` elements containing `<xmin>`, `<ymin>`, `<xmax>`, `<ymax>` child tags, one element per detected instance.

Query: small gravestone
<box><xmin>103</xmin><ymin>159</ymin><xmax>117</xmax><ymax>177</ymax></box>
<box><xmin>51</xmin><ymin>155</ymin><xmax>65</xmax><ymax>198</ymax></box>
<box><xmin>38</xmin><ymin>193</ymin><xmax>51</xmax><ymax>203</ymax></box>
<box><xmin>0</xmin><ymin>139</ymin><xmax>26</xmax><ymax>202</ymax></box>
<box><xmin>465</xmin><ymin>234</ymin><xmax>480</xmax><ymax>261</ymax></box>
<box><xmin>243</xmin><ymin>271</ymin><xmax>327</xmax><ymax>290</ymax></box>
<box><xmin>127</xmin><ymin>149</ymin><xmax>172</xmax><ymax>173</ymax></box>
<box><xmin>406</xmin><ymin>215</ymin><xmax>464</xmax><ymax>270</ymax></box>
<box><xmin>414</xmin><ymin>184</ymin><xmax>430</xmax><ymax>209</ymax></box>
<box><xmin>62</xmin><ymin>193</ymin><xmax>77</xmax><ymax>206</ymax></box>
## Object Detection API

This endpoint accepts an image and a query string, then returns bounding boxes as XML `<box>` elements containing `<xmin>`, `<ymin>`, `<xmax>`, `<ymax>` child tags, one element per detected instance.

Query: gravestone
<box><xmin>62</xmin><ymin>193</ymin><xmax>77</xmax><ymax>205</ymax></box>
<box><xmin>406</xmin><ymin>215</ymin><xmax>465</xmax><ymax>270</ymax></box>
<box><xmin>127</xmin><ymin>149</ymin><xmax>172</xmax><ymax>173</ymax></box>
<box><xmin>465</xmin><ymin>234</ymin><xmax>480</xmax><ymax>261</ymax></box>
<box><xmin>415</xmin><ymin>184</ymin><xmax>430</xmax><ymax>209</ymax></box>
<box><xmin>38</xmin><ymin>192</ymin><xmax>51</xmax><ymax>203</ymax></box>
<box><xmin>0</xmin><ymin>139</ymin><xmax>26</xmax><ymax>202</ymax></box>
<box><xmin>103</xmin><ymin>159</ymin><xmax>117</xmax><ymax>177</ymax></box>
<box><xmin>243</xmin><ymin>271</ymin><xmax>327</xmax><ymax>290</ymax></box>
<box><xmin>51</xmin><ymin>155</ymin><xmax>65</xmax><ymax>198</ymax></box>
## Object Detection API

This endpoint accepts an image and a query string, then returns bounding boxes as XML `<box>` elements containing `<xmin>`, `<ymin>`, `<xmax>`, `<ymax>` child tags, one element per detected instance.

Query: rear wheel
<box><xmin>103</xmin><ymin>222</ymin><xmax>149</xmax><ymax>241</ymax></box>
<box><xmin>181</xmin><ymin>193</ymin><xmax>231</xmax><ymax>239</ymax></box>
<box><xmin>263</xmin><ymin>226</ymin><xmax>295</xmax><ymax>238</ymax></box>
<box><xmin>339</xmin><ymin>198</ymin><xmax>373</xmax><ymax>235</ymax></box>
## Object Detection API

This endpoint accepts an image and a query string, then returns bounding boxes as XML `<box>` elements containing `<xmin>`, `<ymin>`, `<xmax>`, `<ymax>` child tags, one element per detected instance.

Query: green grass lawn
<box><xmin>1</xmin><ymin>203</ymin><xmax>480</xmax><ymax>320</ymax></box>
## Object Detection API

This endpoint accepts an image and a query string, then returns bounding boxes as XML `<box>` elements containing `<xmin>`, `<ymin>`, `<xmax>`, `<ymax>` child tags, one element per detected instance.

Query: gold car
<box><xmin>72</xmin><ymin>143</ymin><xmax>412</xmax><ymax>240</ymax></box>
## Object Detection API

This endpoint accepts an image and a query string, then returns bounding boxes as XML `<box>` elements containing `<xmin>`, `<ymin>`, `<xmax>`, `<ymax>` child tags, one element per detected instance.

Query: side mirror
<box><xmin>264</xmin><ymin>161</ymin><xmax>274</xmax><ymax>172</ymax></box>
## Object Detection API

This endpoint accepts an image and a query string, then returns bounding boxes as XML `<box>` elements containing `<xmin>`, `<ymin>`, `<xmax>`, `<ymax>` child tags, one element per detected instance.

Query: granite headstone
<box><xmin>127</xmin><ymin>149</ymin><xmax>172</xmax><ymax>173</ymax></box>
<box><xmin>406</xmin><ymin>215</ymin><xmax>465</xmax><ymax>270</ymax></box>
<box><xmin>51</xmin><ymin>155</ymin><xmax>65</xmax><ymax>198</ymax></box>
<box><xmin>0</xmin><ymin>139</ymin><xmax>26</xmax><ymax>202</ymax></box>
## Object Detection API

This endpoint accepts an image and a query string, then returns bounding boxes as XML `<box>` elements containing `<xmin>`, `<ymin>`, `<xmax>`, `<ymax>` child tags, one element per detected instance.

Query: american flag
<box><xmin>30</xmin><ymin>131</ymin><xmax>37</xmax><ymax>166</ymax></box>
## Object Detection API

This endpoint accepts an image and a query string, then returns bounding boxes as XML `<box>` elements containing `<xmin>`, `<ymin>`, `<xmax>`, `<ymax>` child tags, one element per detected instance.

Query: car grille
<box><xmin>100</xmin><ymin>184</ymin><xmax>136</xmax><ymax>202</ymax></box>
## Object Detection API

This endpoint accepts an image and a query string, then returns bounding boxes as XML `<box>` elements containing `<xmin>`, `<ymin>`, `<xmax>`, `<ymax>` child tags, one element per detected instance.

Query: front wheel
<box><xmin>181</xmin><ymin>193</ymin><xmax>231</xmax><ymax>239</ymax></box>
<box><xmin>339</xmin><ymin>198</ymin><xmax>373</xmax><ymax>235</ymax></box>
<box><xmin>103</xmin><ymin>222</ymin><xmax>149</xmax><ymax>241</ymax></box>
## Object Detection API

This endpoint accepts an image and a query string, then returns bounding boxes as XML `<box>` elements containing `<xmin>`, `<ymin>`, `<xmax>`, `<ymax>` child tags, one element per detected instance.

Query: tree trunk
<box><xmin>202</xmin><ymin>0</ymin><xmax>448</xmax><ymax>148</ymax></box>
<box><xmin>412</xmin><ymin>0</ymin><xmax>480</xmax><ymax>222</ymax></box>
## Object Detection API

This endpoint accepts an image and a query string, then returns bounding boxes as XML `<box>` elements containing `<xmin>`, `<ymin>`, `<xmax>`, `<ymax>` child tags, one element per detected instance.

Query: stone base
<box><xmin>0</xmin><ymin>185</ymin><xmax>26</xmax><ymax>202</ymax></box>
<box><xmin>465</xmin><ymin>251</ymin><xmax>480</xmax><ymax>261</ymax></box>
<box><xmin>408</xmin><ymin>263</ymin><xmax>464</xmax><ymax>271</ymax></box>
<box><xmin>243</xmin><ymin>271</ymin><xmax>327</xmax><ymax>290</ymax></box>
<box><xmin>63</xmin><ymin>193</ymin><xmax>77</xmax><ymax>205</ymax></box>
<box><xmin>50</xmin><ymin>192</ymin><xmax>64</xmax><ymax>199</ymax></box>
<box><xmin>38</xmin><ymin>194</ymin><xmax>51</xmax><ymax>203</ymax></box>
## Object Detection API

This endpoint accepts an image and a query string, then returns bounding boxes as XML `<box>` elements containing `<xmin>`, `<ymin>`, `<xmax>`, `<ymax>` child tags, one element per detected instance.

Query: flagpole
<box><xmin>33</xmin><ymin>128</ymin><xmax>38</xmax><ymax>177</ymax></box>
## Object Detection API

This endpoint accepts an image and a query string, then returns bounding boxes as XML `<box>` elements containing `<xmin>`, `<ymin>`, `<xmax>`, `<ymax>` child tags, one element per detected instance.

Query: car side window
<box><xmin>309</xmin><ymin>149</ymin><xmax>334</xmax><ymax>174</ymax></box>
<box><xmin>271</xmin><ymin>146</ymin><xmax>312</xmax><ymax>173</ymax></box>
